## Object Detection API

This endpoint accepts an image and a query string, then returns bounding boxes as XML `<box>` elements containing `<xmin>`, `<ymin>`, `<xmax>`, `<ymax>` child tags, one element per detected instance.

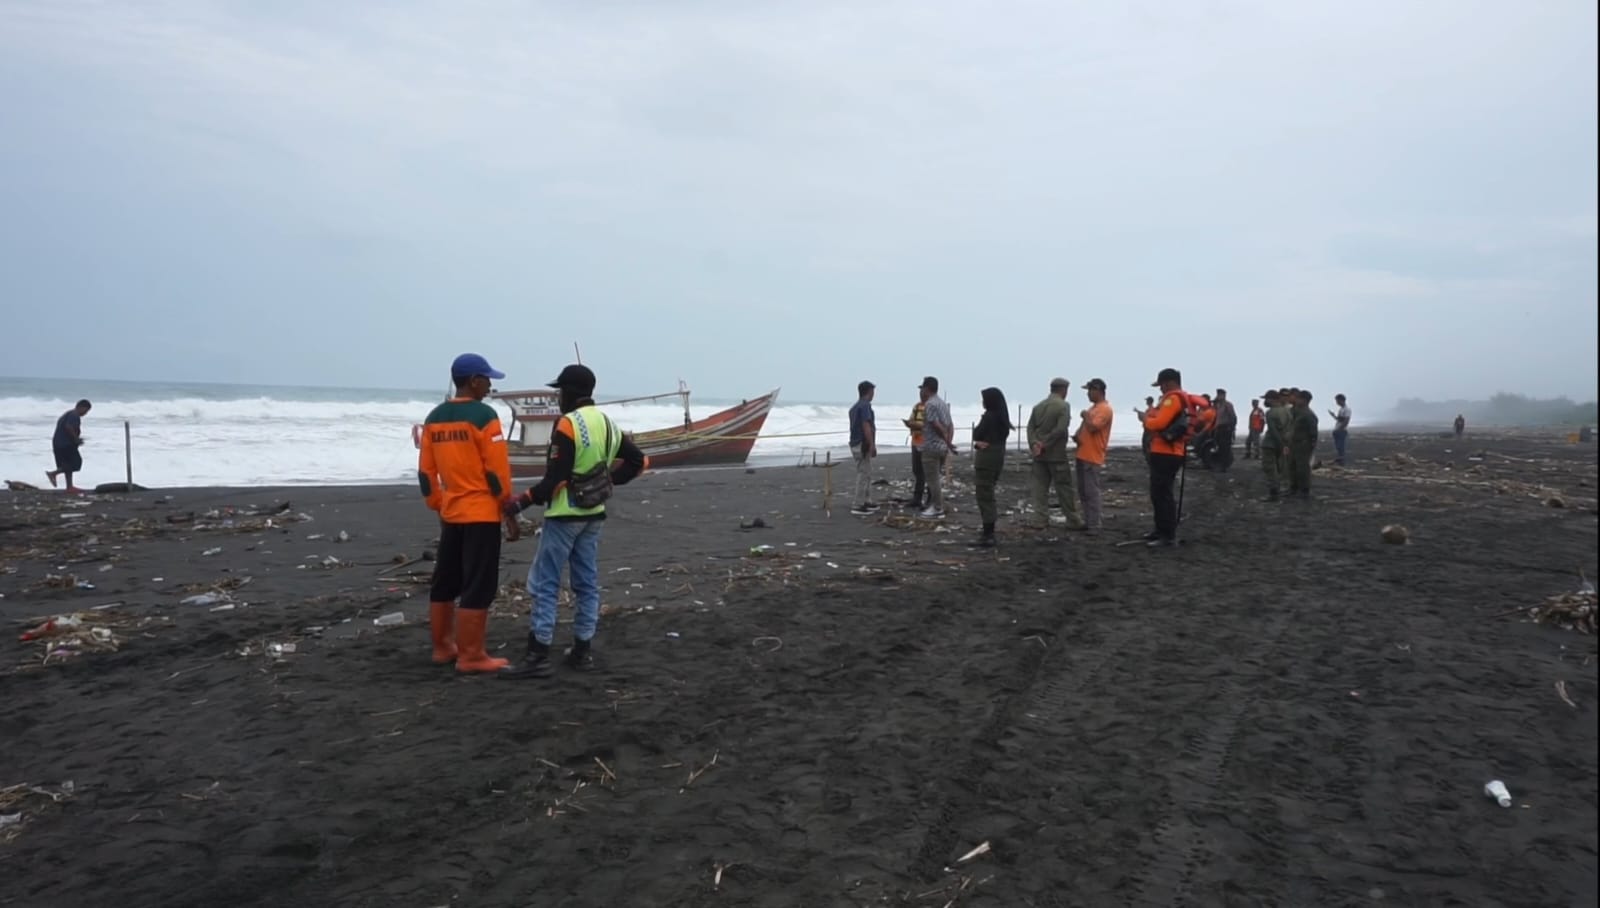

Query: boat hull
<box><xmin>506</xmin><ymin>390</ymin><xmax>779</xmax><ymax>480</ymax></box>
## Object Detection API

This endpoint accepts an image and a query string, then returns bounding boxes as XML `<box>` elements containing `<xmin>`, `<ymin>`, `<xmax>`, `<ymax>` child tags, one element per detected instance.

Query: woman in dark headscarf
<box><xmin>971</xmin><ymin>386</ymin><xmax>1012</xmax><ymax>546</ymax></box>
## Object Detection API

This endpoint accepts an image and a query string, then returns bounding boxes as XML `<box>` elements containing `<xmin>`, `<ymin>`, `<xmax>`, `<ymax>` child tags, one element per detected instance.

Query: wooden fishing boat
<box><xmin>413</xmin><ymin>380</ymin><xmax>780</xmax><ymax>479</ymax></box>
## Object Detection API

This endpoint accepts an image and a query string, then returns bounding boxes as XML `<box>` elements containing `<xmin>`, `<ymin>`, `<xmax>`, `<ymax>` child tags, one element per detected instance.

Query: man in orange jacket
<box><xmin>1141</xmin><ymin>367</ymin><xmax>1188</xmax><ymax>548</ymax></box>
<box><xmin>416</xmin><ymin>353</ymin><xmax>515</xmax><ymax>674</ymax></box>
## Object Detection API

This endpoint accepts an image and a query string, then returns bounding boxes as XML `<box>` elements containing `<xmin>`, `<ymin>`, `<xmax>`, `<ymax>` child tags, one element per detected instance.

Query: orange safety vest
<box><xmin>1144</xmin><ymin>390</ymin><xmax>1189</xmax><ymax>456</ymax></box>
<box><xmin>1249</xmin><ymin>409</ymin><xmax>1265</xmax><ymax>432</ymax></box>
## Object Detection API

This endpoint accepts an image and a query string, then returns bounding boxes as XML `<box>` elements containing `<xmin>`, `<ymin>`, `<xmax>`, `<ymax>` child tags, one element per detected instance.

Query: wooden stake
<box><xmin>823</xmin><ymin>451</ymin><xmax>833</xmax><ymax>516</ymax></box>
<box><xmin>124</xmin><ymin>421</ymin><xmax>133</xmax><ymax>489</ymax></box>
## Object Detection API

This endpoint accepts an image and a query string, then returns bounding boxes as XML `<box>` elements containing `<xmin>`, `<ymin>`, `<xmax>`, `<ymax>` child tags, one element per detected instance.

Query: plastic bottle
<box><xmin>1485</xmin><ymin>780</ymin><xmax>1512</xmax><ymax>807</ymax></box>
<box><xmin>373</xmin><ymin>612</ymin><xmax>405</xmax><ymax>627</ymax></box>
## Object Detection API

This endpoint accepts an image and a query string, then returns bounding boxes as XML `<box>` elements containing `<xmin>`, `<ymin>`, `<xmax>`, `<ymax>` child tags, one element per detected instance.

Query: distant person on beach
<box><xmin>417</xmin><ymin>354</ymin><xmax>514</xmax><ymax>674</ymax></box>
<box><xmin>1212</xmin><ymin>389</ymin><xmax>1237</xmax><ymax>472</ymax></box>
<box><xmin>848</xmin><ymin>380</ymin><xmax>879</xmax><ymax>516</ymax></box>
<box><xmin>1329</xmin><ymin>394</ymin><xmax>1351</xmax><ymax>465</ymax></box>
<box><xmin>904</xmin><ymin>392</ymin><xmax>928</xmax><ymax>509</ymax></box>
<box><xmin>917</xmin><ymin>376</ymin><xmax>956</xmax><ymax>519</ymax></box>
<box><xmin>1260</xmin><ymin>389</ymin><xmax>1293</xmax><ymax>502</ymax></box>
<box><xmin>1135</xmin><ymin>395</ymin><xmax>1155</xmax><ymax>463</ymax></box>
<box><xmin>1075</xmin><ymin>379</ymin><xmax>1113</xmax><ymax>535</ymax></box>
<box><xmin>1026</xmin><ymin>378</ymin><xmax>1084</xmax><ymax>530</ymax></box>
<box><xmin>1289</xmin><ymin>389</ymin><xmax>1319</xmax><ymax>499</ymax></box>
<box><xmin>1454</xmin><ymin>414</ymin><xmax>1466</xmax><ymax>438</ymax></box>
<box><xmin>1141</xmin><ymin>368</ymin><xmax>1188</xmax><ymax>547</ymax></box>
<box><xmin>1245</xmin><ymin>398</ymin><xmax>1264</xmax><ymax>459</ymax></box>
<box><xmin>45</xmin><ymin>399</ymin><xmax>92</xmax><ymax>492</ymax></box>
<box><xmin>1190</xmin><ymin>394</ymin><xmax>1217</xmax><ymax>469</ymax></box>
<box><xmin>502</xmin><ymin>363</ymin><xmax>647</xmax><ymax>679</ymax></box>
<box><xmin>971</xmin><ymin>387</ymin><xmax>1012</xmax><ymax>546</ymax></box>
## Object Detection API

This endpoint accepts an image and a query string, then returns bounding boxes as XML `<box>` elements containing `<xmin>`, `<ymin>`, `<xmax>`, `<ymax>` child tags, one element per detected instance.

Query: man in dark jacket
<box><xmin>501</xmin><ymin>364</ymin><xmax>648</xmax><ymax>678</ymax></box>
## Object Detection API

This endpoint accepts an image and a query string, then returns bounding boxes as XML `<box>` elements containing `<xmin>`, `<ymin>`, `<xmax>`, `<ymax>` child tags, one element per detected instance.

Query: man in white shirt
<box><xmin>1329</xmin><ymin>394</ymin><xmax>1352</xmax><ymax>466</ymax></box>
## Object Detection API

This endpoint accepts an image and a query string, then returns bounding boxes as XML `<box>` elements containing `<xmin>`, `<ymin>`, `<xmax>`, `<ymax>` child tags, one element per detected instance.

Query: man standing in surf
<box><xmin>46</xmin><ymin>399</ymin><xmax>92</xmax><ymax>493</ymax></box>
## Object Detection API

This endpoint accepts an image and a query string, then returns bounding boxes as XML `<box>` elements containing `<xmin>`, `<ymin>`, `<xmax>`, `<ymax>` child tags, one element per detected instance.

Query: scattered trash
<box><xmin>1485</xmin><ymin>780</ymin><xmax>1512</xmax><ymax>807</ymax></box>
<box><xmin>201</xmin><ymin>547</ymin><xmax>222</xmax><ymax>557</ymax></box>
<box><xmin>748</xmin><ymin>545</ymin><xmax>777</xmax><ymax>557</ymax></box>
<box><xmin>956</xmin><ymin>840</ymin><xmax>992</xmax><ymax>864</ymax></box>
<box><xmin>268</xmin><ymin>642</ymin><xmax>296</xmax><ymax>656</ymax></box>
<box><xmin>1527</xmin><ymin>582</ymin><xmax>1597</xmax><ymax>634</ymax></box>
<box><xmin>19</xmin><ymin>615</ymin><xmax>83</xmax><ymax>641</ymax></box>
<box><xmin>1381</xmin><ymin>524</ymin><xmax>1409</xmax><ymax>545</ymax></box>
<box><xmin>181</xmin><ymin>592</ymin><xmax>228</xmax><ymax>607</ymax></box>
<box><xmin>373</xmin><ymin>612</ymin><xmax>405</xmax><ymax>627</ymax></box>
<box><xmin>665</xmin><ymin>632</ymin><xmax>680</xmax><ymax>639</ymax></box>
<box><xmin>306</xmin><ymin>533</ymin><xmax>326</xmax><ymax>541</ymax></box>
<box><xmin>336</xmin><ymin>530</ymin><xmax>350</xmax><ymax>543</ymax></box>
<box><xmin>739</xmin><ymin>517</ymin><xmax>768</xmax><ymax>529</ymax></box>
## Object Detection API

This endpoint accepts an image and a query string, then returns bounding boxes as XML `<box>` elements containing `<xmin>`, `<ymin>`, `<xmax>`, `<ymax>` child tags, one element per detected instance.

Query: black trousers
<box><xmin>1214</xmin><ymin>427</ymin><xmax>1235</xmax><ymax>471</ymax></box>
<box><xmin>911</xmin><ymin>449</ymin><xmax>926</xmax><ymax>505</ymax></box>
<box><xmin>430</xmin><ymin>521</ymin><xmax>502</xmax><ymax>609</ymax></box>
<box><xmin>1148</xmin><ymin>453</ymin><xmax>1184</xmax><ymax>540</ymax></box>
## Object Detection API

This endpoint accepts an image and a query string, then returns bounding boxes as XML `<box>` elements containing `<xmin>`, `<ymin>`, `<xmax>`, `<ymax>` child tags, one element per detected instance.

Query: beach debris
<box><xmin>1381</xmin><ymin>524</ymin><xmax>1410</xmax><ymax>545</ymax></box>
<box><xmin>747</xmin><ymin>544</ymin><xmax>777</xmax><ymax>557</ymax></box>
<box><xmin>956</xmin><ymin>840</ymin><xmax>992</xmax><ymax>864</ymax></box>
<box><xmin>373</xmin><ymin>612</ymin><xmax>406</xmax><ymax>627</ymax></box>
<box><xmin>0</xmin><ymin>781</ymin><xmax>75</xmax><ymax>843</ymax></box>
<box><xmin>181</xmin><ymin>592</ymin><xmax>228</xmax><ymax>607</ymax></box>
<box><xmin>665</xmin><ymin>632</ymin><xmax>681</xmax><ymax>639</ymax></box>
<box><xmin>18</xmin><ymin>614</ymin><xmax>83</xmax><ymax>641</ymax></box>
<box><xmin>5</xmin><ymin>480</ymin><xmax>41</xmax><ymax>491</ymax></box>
<box><xmin>681</xmin><ymin>750</ymin><xmax>720</xmax><ymax>791</ymax></box>
<box><xmin>1555</xmin><ymin>680</ymin><xmax>1578</xmax><ymax>709</ymax></box>
<box><xmin>751</xmin><ymin>636</ymin><xmax>783</xmax><ymax>653</ymax></box>
<box><xmin>14</xmin><ymin>610</ymin><xmax>144</xmax><ymax>666</ymax></box>
<box><xmin>1544</xmin><ymin>495</ymin><xmax>1566</xmax><ymax>509</ymax></box>
<box><xmin>201</xmin><ymin>547</ymin><xmax>222</xmax><ymax>556</ymax></box>
<box><xmin>268</xmin><ymin>642</ymin><xmax>296</xmax><ymax>657</ymax></box>
<box><xmin>1484</xmin><ymin>780</ymin><xmax>1512</xmax><ymax>808</ymax></box>
<box><xmin>739</xmin><ymin>517</ymin><xmax>768</xmax><ymax>529</ymax></box>
<box><xmin>1526</xmin><ymin>586</ymin><xmax>1597</xmax><ymax>634</ymax></box>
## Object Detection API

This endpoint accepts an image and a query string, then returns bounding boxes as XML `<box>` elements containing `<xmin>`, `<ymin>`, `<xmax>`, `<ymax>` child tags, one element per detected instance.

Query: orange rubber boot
<box><xmin>429</xmin><ymin>602</ymin><xmax>458</xmax><ymax>665</ymax></box>
<box><xmin>455</xmin><ymin>608</ymin><xmax>509</xmax><ymax>674</ymax></box>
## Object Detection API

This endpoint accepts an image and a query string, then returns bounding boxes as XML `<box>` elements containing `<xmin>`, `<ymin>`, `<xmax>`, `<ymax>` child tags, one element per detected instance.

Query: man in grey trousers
<box><xmin>1026</xmin><ymin>377</ymin><xmax>1084</xmax><ymax>529</ymax></box>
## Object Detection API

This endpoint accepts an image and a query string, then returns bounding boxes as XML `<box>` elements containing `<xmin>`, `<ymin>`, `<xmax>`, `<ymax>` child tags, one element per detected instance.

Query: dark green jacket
<box><xmin>1290</xmin><ymin>406</ymin><xmax>1320</xmax><ymax>451</ymax></box>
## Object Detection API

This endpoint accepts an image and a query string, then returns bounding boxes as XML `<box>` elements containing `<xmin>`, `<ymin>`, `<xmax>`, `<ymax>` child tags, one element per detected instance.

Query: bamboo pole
<box><xmin>124</xmin><ymin>421</ymin><xmax>133</xmax><ymax>489</ymax></box>
<box><xmin>823</xmin><ymin>451</ymin><xmax>832</xmax><ymax>516</ymax></box>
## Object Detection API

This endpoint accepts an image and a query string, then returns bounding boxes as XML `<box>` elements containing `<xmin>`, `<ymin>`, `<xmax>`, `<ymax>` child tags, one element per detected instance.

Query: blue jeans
<box><xmin>1332</xmin><ymin>429</ymin><xmax>1348</xmax><ymax>463</ymax></box>
<box><xmin>527</xmin><ymin>518</ymin><xmax>604</xmax><ymax>646</ymax></box>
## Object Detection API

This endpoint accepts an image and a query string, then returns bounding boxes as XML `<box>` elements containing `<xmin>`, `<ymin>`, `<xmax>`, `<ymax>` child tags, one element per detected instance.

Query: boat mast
<box><xmin>679</xmin><ymin>378</ymin><xmax>691</xmax><ymax>427</ymax></box>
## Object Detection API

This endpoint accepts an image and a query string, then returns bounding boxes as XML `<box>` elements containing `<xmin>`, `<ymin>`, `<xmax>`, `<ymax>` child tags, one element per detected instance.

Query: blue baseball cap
<box><xmin>450</xmin><ymin>353</ymin><xmax>505</xmax><ymax>380</ymax></box>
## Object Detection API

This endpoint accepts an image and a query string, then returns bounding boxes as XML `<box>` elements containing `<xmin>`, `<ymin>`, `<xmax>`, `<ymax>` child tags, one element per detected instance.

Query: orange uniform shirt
<box><xmin>1075</xmin><ymin>400</ymin><xmax>1114</xmax><ymax>465</ymax></box>
<box><xmin>417</xmin><ymin>397</ymin><xmax>513</xmax><ymax>524</ymax></box>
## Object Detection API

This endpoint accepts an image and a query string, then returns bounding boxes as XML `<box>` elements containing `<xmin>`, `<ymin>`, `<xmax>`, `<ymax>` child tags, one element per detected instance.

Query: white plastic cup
<box><xmin>1484</xmin><ymin>780</ymin><xmax>1512</xmax><ymax>807</ymax></box>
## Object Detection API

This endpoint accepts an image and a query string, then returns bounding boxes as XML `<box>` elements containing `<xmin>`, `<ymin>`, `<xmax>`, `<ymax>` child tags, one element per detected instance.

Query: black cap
<box><xmin>547</xmin><ymin>363</ymin><xmax>596</xmax><ymax>391</ymax></box>
<box><xmin>1084</xmin><ymin>378</ymin><xmax>1107</xmax><ymax>391</ymax></box>
<box><xmin>1152</xmin><ymin>367</ymin><xmax>1181</xmax><ymax>387</ymax></box>
<box><xmin>919</xmin><ymin>376</ymin><xmax>939</xmax><ymax>392</ymax></box>
<box><xmin>858</xmin><ymin>380</ymin><xmax>875</xmax><ymax>396</ymax></box>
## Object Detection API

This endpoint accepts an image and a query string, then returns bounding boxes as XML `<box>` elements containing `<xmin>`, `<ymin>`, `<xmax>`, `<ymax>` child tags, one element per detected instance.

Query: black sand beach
<box><xmin>2</xmin><ymin>433</ymin><xmax>1597</xmax><ymax>907</ymax></box>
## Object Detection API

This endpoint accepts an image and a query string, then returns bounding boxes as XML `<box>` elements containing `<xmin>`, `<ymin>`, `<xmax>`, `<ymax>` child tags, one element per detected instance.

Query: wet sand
<box><xmin>2</xmin><ymin>433</ymin><xmax>1597</xmax><ymax>907</ymax></box>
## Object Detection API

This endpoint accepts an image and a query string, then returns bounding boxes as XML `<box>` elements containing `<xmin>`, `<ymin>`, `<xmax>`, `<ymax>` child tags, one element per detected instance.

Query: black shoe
<box><xmin>977</xmin><ymin>522</ymin><xmax>996</xmax><ymax>547</ymax></box>
<box><xmin>500</xmin><ymin>635</ymin><xmax>553</xmax><ymax>679</ymax></box>
<box><xmin>564</xmin><ymin>638</ymin><xmax>596</xmax><ymax>671</ymax></box>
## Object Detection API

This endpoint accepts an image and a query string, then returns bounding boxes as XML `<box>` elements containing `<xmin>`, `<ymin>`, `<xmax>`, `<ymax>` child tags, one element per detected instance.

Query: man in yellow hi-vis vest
<box><xmin>501</xmin><ymin>364</ymin><xmax>647</xmax><ymax>678</ymax></box>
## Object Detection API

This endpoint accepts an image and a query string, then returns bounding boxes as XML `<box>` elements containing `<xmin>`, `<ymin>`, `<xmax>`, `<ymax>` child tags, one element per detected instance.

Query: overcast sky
<box><xmin>2</xmin><ymin>0</ymin><xmax>1595</xmax><ymax>407</ymax></box>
